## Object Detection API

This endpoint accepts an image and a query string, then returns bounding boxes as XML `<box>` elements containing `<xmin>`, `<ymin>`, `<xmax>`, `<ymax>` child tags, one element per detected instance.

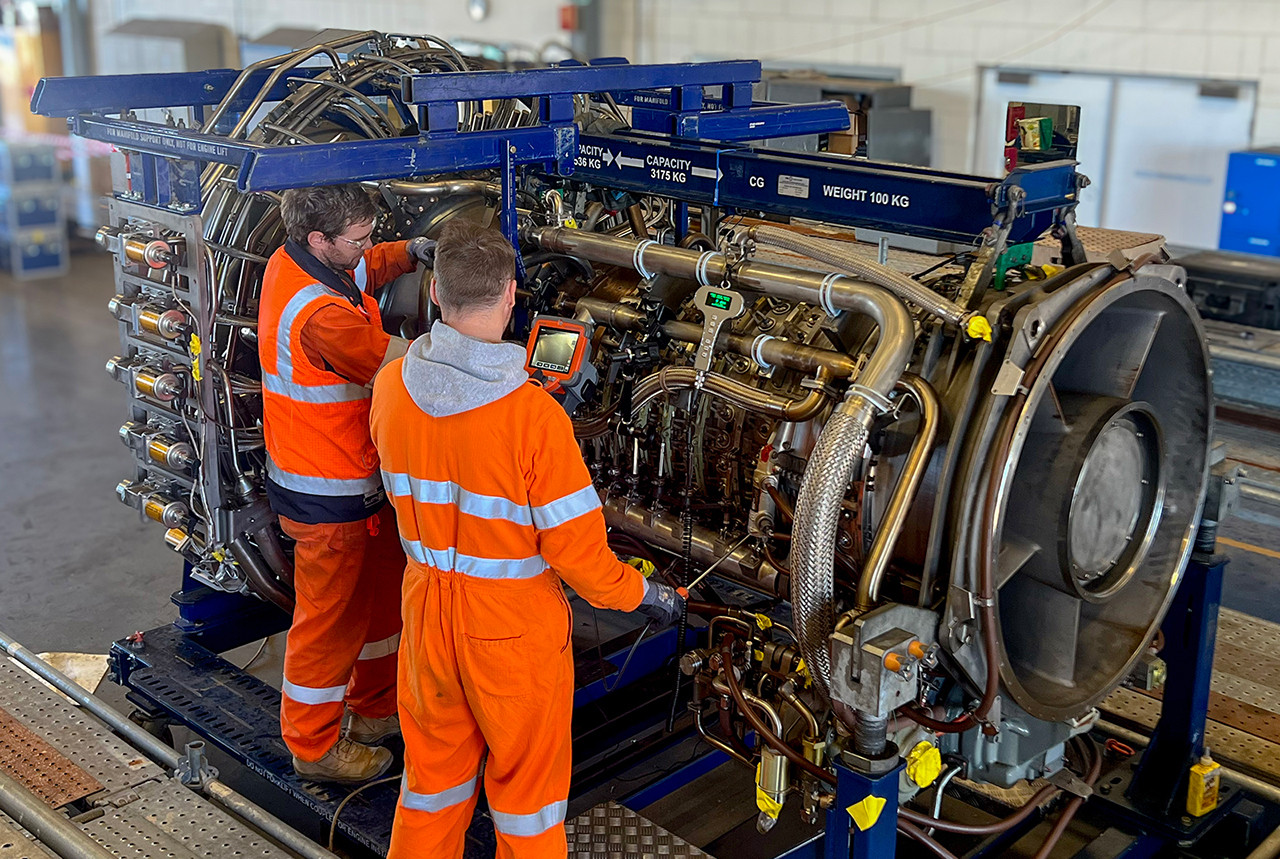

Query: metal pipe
<box><xmin>602</xmin><ymin>498</ymin><xmax>787</xmax><ymax>596</ymax></box>
<box><xmin>229</xmin><ymin>534</ymin><xmax>295</xmax><ymax>612</ymax></box>
<box><xmin>856</xmin><ymin>374</ymin><xmax>940</xmax><ymax>610</ymax></box>
<box><xmin>711</xmin><ymin>676</ymin><xmax>784</xmax><ymax>735</ymax></box>
<box><xmin>1241</xmin><ymin>479</ymin><xmax>1280</xmax><ymax>509</ymax></box>
<box><xmin>1211</xmin><ymin>344</ymin><xmax>1280</xmax><ymax>374</ymax></box>
<box><xmin>574</xmin><ymin>297</ymin><xmax>860</xmax><ymax>377</ymax></box>
<box><xmin>383</xmin><ymin>179</ymin><xmax>500</xmax><ymax>199</ymax></box>
<box><xmin>0</xmin><ymin>629</ymin><xmax>340</xmax><ymax>859</ymax></box>
<box><xmin>1247</xmin><ymin>823</ymin><xmax>1280</xmax><ymax>859</ymax></box>
<box><xmin>750</xmin><ymin>224</ymin><xmax>974</xmax><ymax>331</ymax></box>
<box><xmin>530</xmin><ymin>226</ymin><xmax>914</xmax><ymax>397</ymax></box>
<box><xmin>630</xmin><ymin>366</ymin><xmax>832</xmax><ymax>421</ymax></box>
<box><xmin>0</xmin><ymin>769</ymin><xmax>118</xmax><ymax>859</ymax></box>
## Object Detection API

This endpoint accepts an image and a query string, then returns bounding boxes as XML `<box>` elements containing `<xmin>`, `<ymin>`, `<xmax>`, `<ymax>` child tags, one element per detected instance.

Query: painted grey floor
<box><xmin>0</xmin><ymin>251</ymin><xmax>177</xmax><ymax>654</ymax></box>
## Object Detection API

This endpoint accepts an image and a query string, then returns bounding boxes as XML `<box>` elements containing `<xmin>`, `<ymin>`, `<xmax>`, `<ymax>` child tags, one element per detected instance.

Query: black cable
<box><xmin>666</xmin><ymin>395</ymin><xmax>698</xmax><ymax>732</ymax></box>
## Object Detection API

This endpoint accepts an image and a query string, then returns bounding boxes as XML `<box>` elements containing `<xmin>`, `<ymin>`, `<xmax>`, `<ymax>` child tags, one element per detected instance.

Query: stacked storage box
<box><xmin>0</xmin><ymin>142</ymin><xmax>67</xmax><ymax>279</ymax></box>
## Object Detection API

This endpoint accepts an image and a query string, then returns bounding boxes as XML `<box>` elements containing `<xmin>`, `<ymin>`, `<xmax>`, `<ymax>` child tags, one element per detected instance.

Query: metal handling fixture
<box><xmin>19</xmin><ymin>30</ymin><xmax>1274</xmax><ymax>858</ymax></box>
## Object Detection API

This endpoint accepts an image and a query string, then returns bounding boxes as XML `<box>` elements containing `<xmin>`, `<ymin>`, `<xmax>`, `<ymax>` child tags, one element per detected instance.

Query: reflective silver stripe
<box><xmin>267</xmin><ymin>458</ymin><xmax>383</xmax><ymax>495</ymax></box>
<box><xmin>358</xmin><ymin>633</ymin><xmax>400</xmax><ymax>660</ymax></box>
<box><xmin>400</xmin><ymin>772</ymin><xmax>478</xmax><ymax>813</ymax></box>
<box><xmin>261</xmin><ymin>372</ymin><xmax>370</xmax><ymax>404</ymax></box>
<box><xmin>491</xmin><ymin>800</ymin><xmax>568</xmax><ymax>837</ymax></box>
<box><xmin>381</xmin><ymin>471</ymin><xmax>533</xmax><ymax>526</ymax></box>
<box><xmin>273</xmin><ymin>283</ymin><xmax>330</xmax><ymax>383</ymax></box>
<box><xmin>281</xmin><ymin>678</ymin><xmax>346</xmax><ymax>705</ymax></box>
<box><xmin>531</xmin><ymin>485</ymin><xmax>601</xmax><ymax>529</ymax></box>
<box><xmin>399</xmin><ymin>538</ymin><xmax>547</xmax><ymax>580</ymax></box>
<box><xmin>354</xmin><ymin>257</ymin><xmax>368</xmax><ymax>290</ymax></box>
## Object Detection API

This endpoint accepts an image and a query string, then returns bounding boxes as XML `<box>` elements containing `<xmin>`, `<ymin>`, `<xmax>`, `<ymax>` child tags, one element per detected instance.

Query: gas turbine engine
<box><xmin>83</xmin><ymin>32</ymin><xmax>1211</xmax><ymax>848</ymax></box>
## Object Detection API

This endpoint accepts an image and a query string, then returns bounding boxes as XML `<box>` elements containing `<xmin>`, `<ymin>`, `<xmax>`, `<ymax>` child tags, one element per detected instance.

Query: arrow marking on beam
<box><xmin>690</xmin><ymin>166</ymin><xmax>721</xmax><ymax>180</ymax></box>
<box><xmin>617</xmin><ymin>155</ymin><xmax>645</xmax><ymax>169</ymax></box>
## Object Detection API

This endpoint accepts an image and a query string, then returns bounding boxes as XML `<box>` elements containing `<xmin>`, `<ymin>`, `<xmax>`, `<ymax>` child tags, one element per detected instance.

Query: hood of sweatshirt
<box><xmin>400</xmin><ymin>320</ymin><xmax>529</xmax><ymax>418</ymax></box>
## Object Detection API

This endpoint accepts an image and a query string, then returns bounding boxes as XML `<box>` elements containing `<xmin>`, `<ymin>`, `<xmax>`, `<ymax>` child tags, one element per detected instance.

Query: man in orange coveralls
<box><xmin>370</xmin><ymin>221</ymin><xmax>682</xmax><ymax>857</ymax></box>
<box><xmin>259</xmin><ymin>183</ymin><xmax>436</xmax><ymax>783</ymax></box>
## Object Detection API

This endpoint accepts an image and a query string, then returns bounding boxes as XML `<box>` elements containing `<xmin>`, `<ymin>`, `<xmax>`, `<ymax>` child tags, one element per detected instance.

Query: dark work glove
<box><xmin>635</xmin><ymin>580</ymin><xmax>683</xmax><ymax>627</ymax></box>
<box><xmin>406</xmin><ymin>236</ymin><xmax>437</xmax><ymax>266</ymax></box>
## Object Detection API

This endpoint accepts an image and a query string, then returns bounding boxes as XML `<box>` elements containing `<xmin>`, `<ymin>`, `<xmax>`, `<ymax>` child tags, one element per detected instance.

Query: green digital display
<box><xmin>705</xmin><ymin>291</ymin><xmax>734</xmax><ymax>311</ymax></box>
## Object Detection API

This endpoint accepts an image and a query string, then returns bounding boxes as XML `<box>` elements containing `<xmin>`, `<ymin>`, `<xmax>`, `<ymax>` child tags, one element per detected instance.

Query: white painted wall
<box><xmin>603</xmin><ymin>0</ymin><xmax>1280</xmax><ymax>177</ymax></box>
<box><xmin>89</xmin><ymin>0</ymin><xmax>570</xmax><ymax>67</ymax></box>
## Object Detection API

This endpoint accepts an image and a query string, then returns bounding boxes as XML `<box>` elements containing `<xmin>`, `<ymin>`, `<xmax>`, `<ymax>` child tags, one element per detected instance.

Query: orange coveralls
<box><xmin>258</xmin><ymin>239</ymin><xmax>415</xmax><ymax>761</ymax></box>
<box><xmin>370</xmin><ymin>326</ymin><xmax>646</xmax><ymax>859</ymax></box>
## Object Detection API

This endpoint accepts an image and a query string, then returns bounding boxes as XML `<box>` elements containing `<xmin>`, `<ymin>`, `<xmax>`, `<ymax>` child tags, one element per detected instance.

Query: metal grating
<box><xmin>0</xmin><ymin>660</ymin><xmax>162</xmax><ymax>792</ymax></box>
<box><xmin>80</xmin><ymin>778</ymin><xmax>291</xmax><ymax>858</ymax></box>
<box><xmin>1102</xmin><ymin>687</ymin><xmax>1280</xmax><ymax>782</ymax></box>
<box><xmin>565</xmin><ymin>802</ymin><xmax>708</xmax><ymax>859</ymax></box>
<box><xmin>0</xmin><ymin>706</ymin><xmax>102</xmax><ymax>807</ymax></box>
<box><xmin>0</xmin><ymin>813</ymin><xmax>55</xmax><ymax>859</ymax></box>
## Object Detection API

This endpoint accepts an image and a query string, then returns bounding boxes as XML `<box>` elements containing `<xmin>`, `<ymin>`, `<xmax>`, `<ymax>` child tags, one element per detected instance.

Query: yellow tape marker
<box><xmin>847</xmin><ymin>795</ymin><xmax>886</xmax><ymax>832</ymax></box>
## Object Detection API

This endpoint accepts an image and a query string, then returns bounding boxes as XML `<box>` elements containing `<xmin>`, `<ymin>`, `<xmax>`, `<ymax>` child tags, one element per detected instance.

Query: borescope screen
<box><xmin>705</xmin><ymin>291</ymin><xmax>734</xmax><ymax>311</ymax></box>
<box><xmin>530</xmin><ymin>328</ymin><xmax>580</xmax><ymax>374</ymax></box>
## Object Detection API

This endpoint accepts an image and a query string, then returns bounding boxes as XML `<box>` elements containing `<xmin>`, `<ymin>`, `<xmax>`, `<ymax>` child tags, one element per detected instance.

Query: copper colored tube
<box><xmin>1032</xmin><ymin>738</ymin><xmax>1101</xmax><ymax>859</ymax></box>
<box><xmin>897</xmin><ymin>819</ymin><xmax>960</xmax><ymax>859</ymax></box>
<box><xmin>765</xmin><ymin>483</ymin><xmax>795</xmax><ymax>523</ymax></box>
<box><xmin>898</xmin><ymin>784</ymin><xmax>1057</xmax><ymax>835</ymax></box>
<box><xmin>720</xmin><ymin>638</ymin><xmax>835</xmax><ymax>786</ymax></box>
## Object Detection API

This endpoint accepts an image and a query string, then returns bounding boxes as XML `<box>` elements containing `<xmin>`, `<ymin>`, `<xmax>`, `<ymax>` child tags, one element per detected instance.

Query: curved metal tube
<box><xmin>630</xmin><ymin>366</ymin><xmax>832</xmax><ymax>421</ymax></box>
<box><xmin>383</xmin><ymin>178</ymin><xmax>501</xmax><ymax>199</ymax></box>
<box><xmin>230</xmin><ymin>535</ymin><xmax>295</xmax><ymax>613</ymax></box>
<box><xmin>574</xmin><ymin>297</ymin><xmax>859</xmax><ymax>377</ymax></box>
<box><xmin>751</xmin><ymin>224</ymin><xmax>972</xmax><ymax>329</ymax></box>
<box><xmin>530</xmin><ymin>228</ymin><xmax>916</xmax><ymax>700</ymax></box>
<box><xmin>855</xmin><ymin>374</ymin><xmax>941</xmax><ymax>610</ymax></box>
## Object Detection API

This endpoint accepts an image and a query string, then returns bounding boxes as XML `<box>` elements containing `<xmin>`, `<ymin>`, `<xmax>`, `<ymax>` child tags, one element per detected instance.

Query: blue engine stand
<box><xmin>1093</xmin><ymin>552</ymin><xmax>1245</xmax><ymax>849</ymax></box>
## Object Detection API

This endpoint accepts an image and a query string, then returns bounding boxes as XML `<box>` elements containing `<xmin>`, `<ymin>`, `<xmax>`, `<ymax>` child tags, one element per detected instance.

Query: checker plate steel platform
<box><xmin>0</xmin><ymin>659</ymin><xmax>162</xmax><ymax>793</ymax></box>
<box><xmin>567</xmin><ymin>802</ymin><xmax>708</xmax><ymax>858</ymax></box>
<box><xmin>0</xmin><ymin>705</ymin><xmax>102</xmax><ymax>808</ymax></box>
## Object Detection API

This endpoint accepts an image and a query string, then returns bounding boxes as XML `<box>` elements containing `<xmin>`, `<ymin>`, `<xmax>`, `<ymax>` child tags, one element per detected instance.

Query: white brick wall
<box><xmin>89</xmin><ymin>0</ymin><xmax>570</xmax><ymax>66</ymax></box>
<box><xmin>606</xmin><ymin>0</ymin><xmax>1280</xmax><ymax>173</ymax></box>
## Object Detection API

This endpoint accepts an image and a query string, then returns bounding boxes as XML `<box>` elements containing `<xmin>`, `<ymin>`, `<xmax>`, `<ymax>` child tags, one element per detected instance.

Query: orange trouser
<box><xmin>279</xmin><ymin>509</ymin><xmax>405</xmax><ymax>761</ymax></box>
<box><xmin>388</xmin><ymin>564</ymin><xmax>574</xmax><ymax>859</ymax></box>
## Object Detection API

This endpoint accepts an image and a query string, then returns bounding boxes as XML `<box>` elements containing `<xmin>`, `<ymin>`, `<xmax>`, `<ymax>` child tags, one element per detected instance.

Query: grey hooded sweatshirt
<box><xmin>401</xmin><ymin>320</ymin><xmax>529</xmax><ymax>416</ymax></box>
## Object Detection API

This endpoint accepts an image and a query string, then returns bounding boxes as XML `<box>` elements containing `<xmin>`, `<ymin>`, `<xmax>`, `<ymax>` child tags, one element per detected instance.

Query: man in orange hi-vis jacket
<box><xmin>259</xmin><ymin>184</ymin><xmax>437</xmax><ymax>784</ymax></box>
<box><xmin>370</xmin><ymin>221</ymin><xmax>682</xmax><ymax>858</ymax></box>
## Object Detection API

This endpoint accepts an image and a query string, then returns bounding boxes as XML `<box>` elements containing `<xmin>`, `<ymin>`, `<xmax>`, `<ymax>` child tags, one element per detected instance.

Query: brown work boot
<box><xmin>345</xmin><ymin>710</ymin><xmax>400</xmax><ymax>744</ymax></box>
<box><xmin>292</xmin><ymin>737</ymin><xmax>393</xmax><ymax>784</ymax></box>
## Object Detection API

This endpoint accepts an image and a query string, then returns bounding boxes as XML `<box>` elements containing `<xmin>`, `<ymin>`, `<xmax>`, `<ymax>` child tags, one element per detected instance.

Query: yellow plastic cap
<box><xmin>905</xmin><ymin>740</ymin><xmax>943</xmax><ymax>788</ymax></box>
<box><xmin>966</xmin><ymin>315</ymin><xmax>993</xmax><ymax>342</ymax></box>
<box><xmin>847</xmin><ymin>795</ymin><xmax>886</xmax><ymax>832</ymax></box>
<box><xmin>625</xmin><ymin>557</ymin><xmax>657</xmax><ymax>578</ymax></box>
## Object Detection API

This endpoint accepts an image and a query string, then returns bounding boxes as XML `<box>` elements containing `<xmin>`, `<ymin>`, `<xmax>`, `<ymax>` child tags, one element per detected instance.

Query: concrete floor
<box><xmin>0</xmin><ymin>251</ymin><xmax>176</xmax><ymax>653</ymax></box>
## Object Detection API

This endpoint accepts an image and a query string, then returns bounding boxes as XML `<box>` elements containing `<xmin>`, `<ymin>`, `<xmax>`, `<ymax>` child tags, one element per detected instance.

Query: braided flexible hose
<box><xmin>789</xmin><ymin>401</ymin><xmax>875</xmax><ymax>701</ymax></box>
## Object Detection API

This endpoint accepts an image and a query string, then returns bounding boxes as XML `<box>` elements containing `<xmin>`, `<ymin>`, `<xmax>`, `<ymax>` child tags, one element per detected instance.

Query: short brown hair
<box><xmin>280</xmin><ymin>184</ymin><xmax>378</xmax><ymax>244</ymax></box>
<box><xmin>433</xmin><ymin>221</ymin><xmax>517</xmax><ymax>314</ymax></box>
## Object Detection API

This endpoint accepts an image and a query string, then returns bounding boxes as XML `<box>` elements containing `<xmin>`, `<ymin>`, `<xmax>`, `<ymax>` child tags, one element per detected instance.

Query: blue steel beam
<box><xmin>564</xmin><ymin>132</ymin><xmax>1079</xmax><ymax>245</ymax></box>
<box><xmin>237</xmin><ymin>125</ymin><xmax>578</xmax><ymax>191</ymax></box>
<box><xmin>70</xmin><ymin>115</ymin><xmax>264</xmax><ymax>169</ymax></box>
<box><xmin>68</xmin><ymin>113</ymin><xmax>576</xmax><ymax>193</ymax></box>
<box><xmin>400</xmin><ymin>59</ymin><xmax>762</xmax><ymax>104</ymax></box>
<box><xmin>671</xmin><ymin>101</ymin><xmax>851</xmax><ymax>141</ymax></box>
<box><xmin>32</xmin><ymin>67</ymin><xmax>332</xmax><ymax>117</ymax></box>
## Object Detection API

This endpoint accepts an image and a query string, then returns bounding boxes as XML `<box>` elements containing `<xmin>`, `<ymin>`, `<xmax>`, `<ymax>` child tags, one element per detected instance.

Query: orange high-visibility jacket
<box><xmin>369</xmin><ymin>322</ymin><xmax>645</xmax><ymax>609</ymax></box>
<box><xmin>258</xmin><ymin>240</ymin><xmax>412</xmax><ymax>497</ymax></box>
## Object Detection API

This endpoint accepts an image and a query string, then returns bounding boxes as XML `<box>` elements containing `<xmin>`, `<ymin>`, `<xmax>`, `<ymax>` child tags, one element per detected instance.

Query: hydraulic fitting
<box><xmin>116</xmin><ymin>479</ymin><xmax>188</xmax><ymax>528</ymax></box>
<box><xmin>106</xmin><ymin>357</ymin><xmax>185</xmax><ymax>403</ymax></box>
<box><xmin>109</xmin><ymin>295</ymin><xmax>187</xmax><ymax>340</ymax></box>
<box><xmin>96</xmin><ymin>226</ymin><xmax>180</xmax><ymax>269</ymax></box>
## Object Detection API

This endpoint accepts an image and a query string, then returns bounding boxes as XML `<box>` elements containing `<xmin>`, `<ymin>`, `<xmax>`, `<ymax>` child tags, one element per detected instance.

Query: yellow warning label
<box><xmin>847</xmin><ymin>795</ymin><xmax>886</xmax><ymax>832</ymax></box>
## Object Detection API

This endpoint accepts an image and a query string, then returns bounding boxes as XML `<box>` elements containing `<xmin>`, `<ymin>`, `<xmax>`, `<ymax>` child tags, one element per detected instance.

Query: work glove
<box><xmin>635</xmin><ymin>579</ymin><xmax>683</xmax><ymax>628</ymax></box>
<box><xmin>406</xmin><ymin>236</ymin><xmax>437</xmax><ymax>266</ymax></box>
